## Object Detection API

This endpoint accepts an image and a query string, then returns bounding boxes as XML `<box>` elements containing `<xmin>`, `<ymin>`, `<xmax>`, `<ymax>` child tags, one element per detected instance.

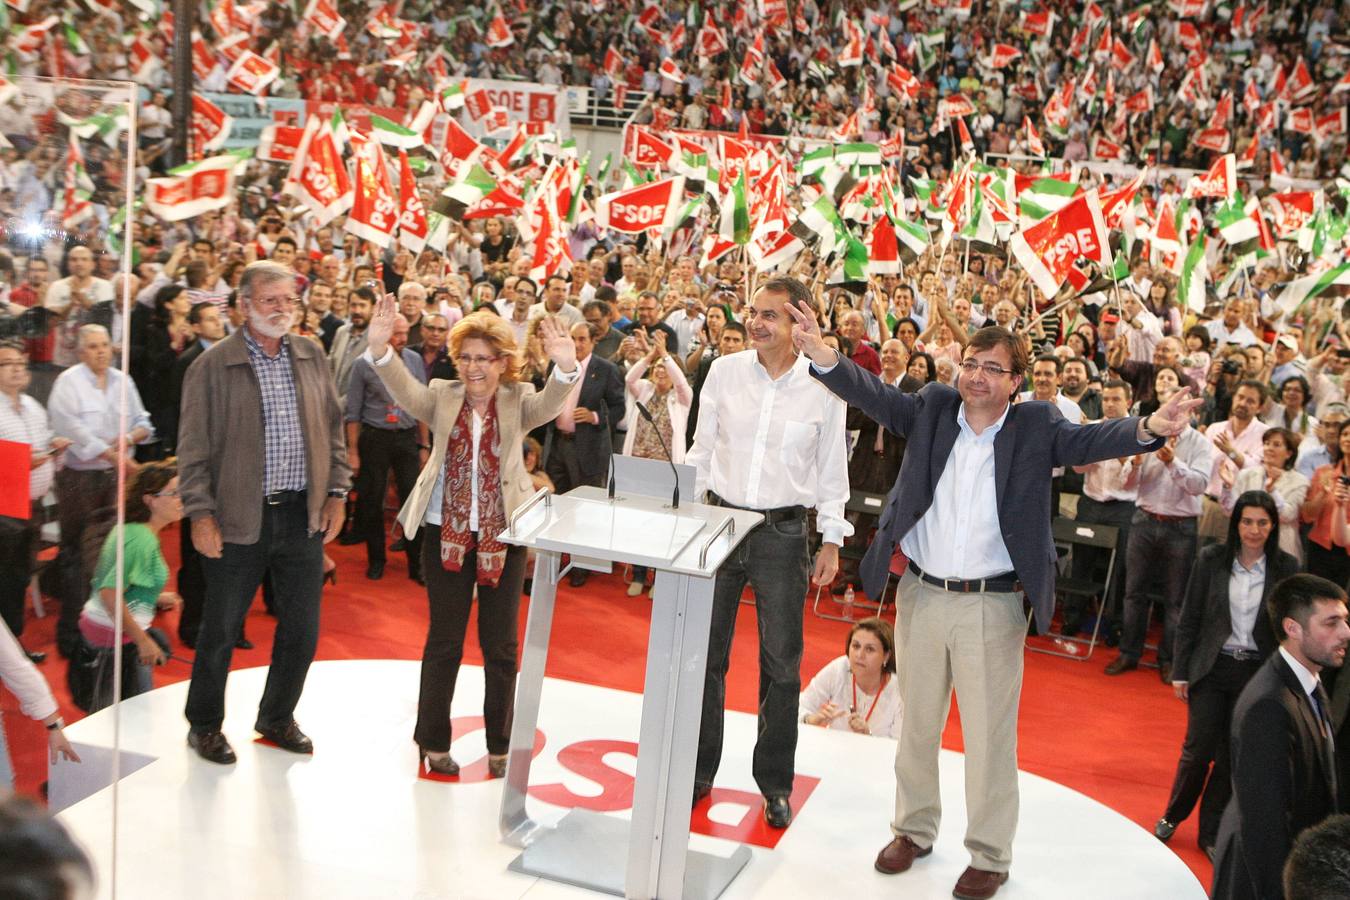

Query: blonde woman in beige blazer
<box><xmin>365</xmin><ymin>298</ymin><xmax>578</xmax><ymax>777</ymax></box>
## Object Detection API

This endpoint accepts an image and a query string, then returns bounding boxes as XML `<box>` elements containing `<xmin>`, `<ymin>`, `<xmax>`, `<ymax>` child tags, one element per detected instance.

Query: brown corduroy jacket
<box><xmin>178</xmin><ymin>328</ymin><xmax>351</xmax><ymax>544</ymax></box>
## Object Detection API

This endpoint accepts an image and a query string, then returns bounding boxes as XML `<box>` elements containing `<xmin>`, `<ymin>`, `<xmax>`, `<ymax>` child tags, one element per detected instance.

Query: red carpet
<box><xmin>2</xmin><ymin>523</ymin><xmax>1211</xmax><ymax>888</ymax></box>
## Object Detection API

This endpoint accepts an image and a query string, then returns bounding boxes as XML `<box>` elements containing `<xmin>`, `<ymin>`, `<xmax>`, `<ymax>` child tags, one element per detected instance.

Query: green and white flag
<box><xmin>790</xmin><ymin>194</ymin><xmax>845</xmax><ymax>257</ymax></box>
<box><xmin>828</xmin><ymin>234</ymin><xmax>870</xmax><ymax>285</ymax></box>
<box><xmin>895</xmin><ymin>217</ymin><xmax>930</xmax><ymax>261</ymax></box>
<box><xmin>718</xmin><ymin>169</ymin><xmax>749</xmax><ymax>245</ymax></box>
<box><xmin>63</xmin><ymin>22</ymin><xmax>89</xmax><ymax>55</ymax></box>
<box><xmin>443</xmin><ymin>163</ymin><xmax>497</xmax><ymax>206</ymax></box>
<box><xmin>1178</xmin><ymin>235</ymin><xmax>1209</xmax><ymax>313</ymax></box>
<box><xmin>370</xmin><ymin>114</ymin><xmax>424</xmax><ymax>149</ymax></box>
<box><xmin>799</xmin><ymin>146</ymin><xmax>834</xmax><ymax>179</ymax></box>
<box><xmin>58</xmin><ymin>109</ymin><xmax>129</xmax><ymax>147</ymax></box>
<box><xmin>835</xmin><ymin>143</ymin><xmax>881</xmax><ymax>169</ymax></box>
<box><xmin>1276</xmin><ymin>261</ymin><xmax>1350</xmax><ymax>319</ymax></box>
<box><xmin>1018</xmin><ymin>177</ymin><xmax>1080</xmax><ymax>223</ymax></box>
<box><xmin>1214</xmin><ymin>193</ymin><xmax>1259</xmax><ymax>248</ymax></box>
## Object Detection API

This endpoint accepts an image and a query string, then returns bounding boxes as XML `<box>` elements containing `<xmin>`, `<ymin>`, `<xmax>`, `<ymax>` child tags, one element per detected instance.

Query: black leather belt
<box><xmin>265</xmin><ymin>490</ymin><xmax>305</xmax><ymax>506</ymax></box>
<box><xmin>707</xmin><ymin>492</ymin><xmax>807</xmax><ymax>526</ymax></box>
<box><xmin>1220</xmin><ymin>647</ymin><xmax>1262</xmax><ymax>662</ymax></box>
<box><xmin>556</xmin><ymin>431</ymin><xmax>576</xmax><ymax>441</ymax></box>
<box><xmin>909</xmin><ymin>562</ymin><xmax>1021</xmax><ymax>594</ymax></box>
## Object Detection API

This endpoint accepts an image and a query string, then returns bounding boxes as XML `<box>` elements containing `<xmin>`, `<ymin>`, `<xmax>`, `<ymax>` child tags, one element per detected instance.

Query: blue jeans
<box><xmin>184</xmin><ymin>497</ymin><xmax>323</xmax><ymax>733</ymax></box>
<box><xmin>1119</xmin><ymin>513</ymin><xmax>1197</xmax><ymax>664</ymax></box>
<box><xmin>695</xmin><ymin>514</ymin><xmax>811</xmax><ymax>798</ymax></box>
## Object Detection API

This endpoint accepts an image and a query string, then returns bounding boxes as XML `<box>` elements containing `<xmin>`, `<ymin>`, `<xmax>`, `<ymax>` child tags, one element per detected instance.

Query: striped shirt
<box><xmin>242</xmin><ymin>327</ymin><xmax>307</xmax><ymax>493</ymax></box>
<box><xmin>0</xmin><ymin>391</ymin><xmax>55</xmax><ymax>499</ymax></box>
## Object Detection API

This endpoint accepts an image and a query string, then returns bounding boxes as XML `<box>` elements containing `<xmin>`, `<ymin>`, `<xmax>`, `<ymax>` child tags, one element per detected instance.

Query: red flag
<box><xmin>658</xmin><ymin>58</ymin><xmax>685</xmax><ymax>84</ymax></box>
<box><xmin>225</xmin><ymin>50</ymin><xmax>280</xmax><ymax>95</ymax></box>
<box><xmin>256</xmin><ymin>124</ymin><xmax>306</xmax><ymax>163</ymax></box>
<box><xmin>603</xmin><ymin>47</ymin><xmax>623</xmax><ymax>78</ymax></box>
<box><xmin>396</xmin><ymin>150</ymin><xmax>429</xmax><ymax>253</ymax></box>
<box><xmin>486</xmin><ymin>8</ymin><xmax>514</xmax><ymax>47</ymax></box>
<box><xmin>346</xmin><ymin>139</ymin><xmax>399</xmax><ymax>248</ymax></box>
<box><xmin>464</xmin><ymin>88</ymin><xmax>492</xmax><ymax>121</ymax></box>
<box><xmin>1284</xmin><ymin>57</ymin><xmax>1315</xmax><ymax>103</ymax></box>
<box><xmin>1023</xmin><ymin>117</ymin><xmax>1045</xmax><ymax>157</ymax></box>
<box><xmin>1010</xmin><ymin>191</ymin><xmax>1111</xmax><ymax>299</ymax></box>
<box><xmin>284</xmin><ymin>115</ymin><xmax>354</xmax><ymax>225</ymax></box>
<box><xmin>190</xmin><ymin>31</ymin><xmax>217</xmax><ymax>80</ymax></box>
<box><xmin>191</xmin><ymin>94</ymin><xmax>233</xmax><ymax>152</ymax></box>
<box><xmin>594</xmin><ymin>176</ymin><xmax>686</xmax><ymax>233</ymax></box>
<box><xmin>989</xmin><ymin>43</ymin><xmax>1022</xmax><ymax>68</ymax></box>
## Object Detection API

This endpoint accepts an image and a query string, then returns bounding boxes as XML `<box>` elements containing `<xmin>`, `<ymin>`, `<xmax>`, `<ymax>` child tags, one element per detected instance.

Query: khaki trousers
<box><xmin>892</xmin><ymin>570</ymin><xmax>1026</xmax><ymax>872</ymax></box>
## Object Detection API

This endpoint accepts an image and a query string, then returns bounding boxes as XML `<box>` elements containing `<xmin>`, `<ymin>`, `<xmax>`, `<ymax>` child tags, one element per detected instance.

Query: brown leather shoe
<box><xmin>874</xmin><ymin>835</ymin><xmax>932</xmax><ymax>874</ymax></box>
<box><xmin>953</xmin><ymin>866</ymin><xmax>1009</xmax><ymax>900</ymax></box>
<box><xmin>1103</xmin><ymin>655</ymin><xmax>1138</xmax><ymax>675</ymax></box>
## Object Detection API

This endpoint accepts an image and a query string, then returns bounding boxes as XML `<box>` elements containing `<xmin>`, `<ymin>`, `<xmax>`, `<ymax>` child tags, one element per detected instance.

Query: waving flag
<box><xmin>1010</xmin><ymin>190</ymin><xmax>1110</xmax><ymax>299</ymax></box>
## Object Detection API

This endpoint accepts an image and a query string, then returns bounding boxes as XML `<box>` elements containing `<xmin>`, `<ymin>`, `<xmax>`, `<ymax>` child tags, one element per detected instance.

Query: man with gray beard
<box><xmin>178</xmin><ymin>261</ymin><xmax>351</xmax><ymax>765</ymax></box>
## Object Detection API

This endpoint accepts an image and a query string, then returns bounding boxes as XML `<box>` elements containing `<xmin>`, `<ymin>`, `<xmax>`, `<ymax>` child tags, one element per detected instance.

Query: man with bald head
<box><xmin>345</xmin><ymin>312</ymin><xmax>426</xmax><ymax>583</ymax></box>
<box><xmin>879</xmin><ymin>339</ymin><xmax>922</xmax><ymax>391</ymax></box>
<box><xmin>542</xmin><ymin>321</ymin><xmax>625</xmax><ymax>586</ymax></box>
<box><xmin>840</xmin><ymin>309</ymin><xmax>882</xmax><ymax>375</ymax></box>
<box><xmin>398</xmin><ymin>281</ymin><xmax>428</xmax><ymax>347</ymax></box>
<box><xmin>1109</xmin><ymin>334</ymin><xmax>1194</xmax><ymax>410</ymax></box>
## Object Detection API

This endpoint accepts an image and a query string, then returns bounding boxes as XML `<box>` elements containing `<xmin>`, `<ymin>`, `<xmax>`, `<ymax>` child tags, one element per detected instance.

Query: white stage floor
<box><xmin>54</xmin><ymin>660</ymin><xmax>1204</xmax><ymax>900</ymax></box>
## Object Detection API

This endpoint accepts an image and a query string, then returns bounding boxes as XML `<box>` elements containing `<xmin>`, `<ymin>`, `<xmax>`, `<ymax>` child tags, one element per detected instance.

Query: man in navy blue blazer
<box><xmin>787</xmin><ymin>305</ymin><xmax>1201</xmax><ymax>900</ymax></box>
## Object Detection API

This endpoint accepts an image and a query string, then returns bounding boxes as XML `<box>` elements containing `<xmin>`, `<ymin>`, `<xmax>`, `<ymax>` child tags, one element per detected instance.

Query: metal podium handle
<box><xmin>510</xmin><ymin>487</ymin><xmax>552</xmax><ymax>533</ymax></box>
<box><xmin>698</xmin><ymin>515</ymin><xmax>736</xmax><ymax>569</ymax></box>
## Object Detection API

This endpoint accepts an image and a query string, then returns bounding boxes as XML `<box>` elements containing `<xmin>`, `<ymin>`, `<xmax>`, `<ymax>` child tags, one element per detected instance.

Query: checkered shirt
<box><xmin>242</xmin><ymin>327</ymin><xmax>307</xmax><ymax>493</ymax></box>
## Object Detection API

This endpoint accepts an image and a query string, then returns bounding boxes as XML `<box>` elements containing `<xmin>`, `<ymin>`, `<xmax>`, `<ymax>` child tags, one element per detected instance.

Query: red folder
<box><xmin>0</xmin><ymin>440</ymin><xmax>32</xmax><ymax>519</ymax></box>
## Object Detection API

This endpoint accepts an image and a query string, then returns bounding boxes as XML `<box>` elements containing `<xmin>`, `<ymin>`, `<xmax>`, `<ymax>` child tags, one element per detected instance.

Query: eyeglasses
<box><xmin>155</xmin><ymin>488</ymin><xmax>179</xmax><ymax>498</ymax></box>
<box><xmin>254</xmin><ymin>294</ymin><xmax>299</xmax><ymax>309</ymax></box>
<box><xmin>456</xmin><ymin>354</ymin><xmax>500</xmax><ymax>368</ymax></box>
<box><xmin>959</xmin><ymin>360</ymin><xmax>1016</xmax><ymax>379</ymax></box>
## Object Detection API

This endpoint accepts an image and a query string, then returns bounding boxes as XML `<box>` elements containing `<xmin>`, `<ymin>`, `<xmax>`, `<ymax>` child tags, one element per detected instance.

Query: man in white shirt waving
<box><xmin>686</xmin><ymin>276</ymin><xmax>852</xmax><ymax>830</ymax></box>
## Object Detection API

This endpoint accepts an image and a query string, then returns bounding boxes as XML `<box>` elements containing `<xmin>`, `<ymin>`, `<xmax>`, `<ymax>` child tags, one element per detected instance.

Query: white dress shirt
<box><xmin>46</xmin><ymin>364</ymin><xmax>154</xmax><ymax>469</ymax></box>
<box><xmin>1278</xmin><ymin>646</ymin><xmax>1326</xmax><ymax>721</ymax></box>
<box><xmin>687</xmin><ymin>352</ymin><xmax>852</xmax><ymax>546</ymax></box>
<box><xmin>1123</xmin><ymin>426</ymin><xmax>1213</xmax><ymax>517</ymax></box>
<box><xmin>1079</xmin><ymin>451</ymin><xmax>1139</xmax><ymax>503</ymax></box>
<box><xmin>900</xmin><ymin>403</ymin><xmax>1015</xmax><ymax>580</ymax></box>
<box><xmin>0</xmin><ymin>619</ymin><xmax>57</xmax><ymax>722</ymax></box>
<box><xmin>1205</xmin><ymin>319</ymin><xmax>1259</xmax><ymax>348</ymax></box>
<box><xmin>798</xmin><ymin>656</ymin><xmax>904</xmax><ymax>740</ymax></box>
<box><xmin>0</xmin><ymin>391</ymin><xmax>55</xmax><ymax>499</ymax></box>
<box><xmin>1123</xmin><ymin>308</ymin><xmax>1163</xmax><ymax>364</ymax></box>
<box><xmin>1225</xmin><ymin>555</ymin><xmax>1266</xmax><ymax>652</ymax></box>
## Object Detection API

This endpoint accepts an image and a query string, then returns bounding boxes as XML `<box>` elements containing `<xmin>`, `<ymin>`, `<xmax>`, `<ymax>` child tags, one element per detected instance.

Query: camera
<box><xmin>1220</xmin><ymin>359</ymin><xmax>1242</xmax><ymax>376</ymax></box>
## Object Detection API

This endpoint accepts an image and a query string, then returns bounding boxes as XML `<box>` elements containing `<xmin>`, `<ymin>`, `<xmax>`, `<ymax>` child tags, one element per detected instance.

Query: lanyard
<box><xmin>850</xmin><ymin>673</ymin><xmax>887</xmax><ymax>724</ymax></box>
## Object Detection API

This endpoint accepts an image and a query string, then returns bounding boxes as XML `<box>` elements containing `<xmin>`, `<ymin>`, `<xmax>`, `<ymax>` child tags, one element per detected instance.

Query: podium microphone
<box><xmin>635</xmin><ymin>400</ymin><xmax>679</xmax><ymax>509</ymax></box>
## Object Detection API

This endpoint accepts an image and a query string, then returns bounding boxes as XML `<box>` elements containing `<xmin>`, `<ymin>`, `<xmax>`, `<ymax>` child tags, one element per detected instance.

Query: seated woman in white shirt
<box><xmin>799</xmin><ymin>617</ymin><xmax>903</xmax><ymax>739</ymax></box>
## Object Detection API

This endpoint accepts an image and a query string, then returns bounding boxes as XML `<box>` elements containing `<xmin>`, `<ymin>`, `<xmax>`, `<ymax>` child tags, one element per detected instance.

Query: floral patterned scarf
<box><xmin>440</xmin><ymin>396</ymin><xmax>507</xmax><ymax>586</ymax></box>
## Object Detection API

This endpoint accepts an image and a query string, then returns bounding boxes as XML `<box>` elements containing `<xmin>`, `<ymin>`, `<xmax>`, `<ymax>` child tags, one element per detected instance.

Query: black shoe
<box><xmin>390</xmin><ymin>537</ymin><xmax>407</xmax><ymax>552</ymax></box>
<box><xmin>255</xmin><ymin>719</ymin><xmax>314</xmax><ymax>754</ymax></box>
<box><xmin>1153</xmin><ymin>817</ymin><xmax>1177</xmax><ymax>842</ymax></box>
<box><xmin>419</xmin><ymin>749</ymin><xmax>459</xmax><ymax>776</ymax></box>
<box><xmin>25</xmin><ymin>649</ymin><xmax>46</xmax><ymax>664</ymax></box>
<box><xmin>337</xmin><ymin>531</ymin><xmax>363</xmax><ymax>546</ymax></box>
<box><xmin>1159</xmin><ymin>663</ymin><xmax>1173</xmax><ymax>685</ymax></box>
<box><xmin>56</xmin><ymin>638</ymin><xmax>78</xmax><ymax>660</ymax></box>
<box><xmin>831</xmin><ymin>581</ymin><xmax>849</xmax><ymax>596</ymax></box>
<box><xmin>235</xmin><ymin>636</ymin><xmax>254</xmax><ymax>650</ymax></box>
<box><xmin>487</xmin><ymin>755</ymin><xmax>507</xmax><ymax>778</ymax></box>
<box><xmin>763</xmin><ymin>795</ymin><xmax>792</xmax><ymax>829</ymax></box>
<box><xmin>188</xmin><ymin>730</ymin><xmax>237</xmax><ymax>765</ymax></box>
<box><xmin>179</xmin><ymin>634</ymin><xmax>197</xmax><ymax>650</ymax></box>
<box><xmin>366</xmin><ymin>562</ymin><xmax>385</xmax><ymax>581</ymax></box>
<box><xmin>692</xmin><ymin>783</ymin><xmax>712</xmax><ymax>809</ymax></box>
<box><xmin>410</xmin><ymin>570</ymin><xmax>425</xmax><ymax>586</ymax></box>
<box><xmin>1104</xmin><ymin>656</ymin><xmax>1138</xmax><ymax>675</ymax></box>
<box><xmin>1060</xmin><ymin>618</ymin><xmax>1082</xmax><ymax>638</ymax></box>
<box><xmin>567</xmin><ymin>570</ymin><xmax>589</xmax><ymax>588</ymax></box>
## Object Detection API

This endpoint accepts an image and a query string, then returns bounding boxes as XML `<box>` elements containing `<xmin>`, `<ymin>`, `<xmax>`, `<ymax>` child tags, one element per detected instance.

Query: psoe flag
<box><xmin>145</xmin><ymin>156</ymin><xmax>237</xmax><ymax>222</ymax></box>
<box><xmin>595</xmin><ymin>176</ymin><xmax>687</xmax><ymax>234</ymax></box>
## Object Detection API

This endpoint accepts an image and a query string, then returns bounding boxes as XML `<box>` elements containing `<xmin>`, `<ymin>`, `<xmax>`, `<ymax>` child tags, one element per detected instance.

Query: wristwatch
<box><xmin>327</xmin><ymin>489</ymin><xmax>346</xmax><ymax>498</ymax></box>
<box><xmin>46</xmin><ymin>717</ymin><xmax>65</xmax><ymax>731</ymax></box>
<box><xmin>1139</xmin><ymin>416</ymin><xmax>1160</xmax><ymax>441</ymax></box>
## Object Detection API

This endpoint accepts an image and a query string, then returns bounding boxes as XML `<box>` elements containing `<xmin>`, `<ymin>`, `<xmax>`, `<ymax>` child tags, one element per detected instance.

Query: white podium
<box><xmin>497</xmin><ymin>471</ymin><xmax>763</xmax><ymax>900</ymax></box>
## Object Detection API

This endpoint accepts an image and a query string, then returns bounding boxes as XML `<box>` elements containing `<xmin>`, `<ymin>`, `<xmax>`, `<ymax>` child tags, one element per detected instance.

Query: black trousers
<box><xmin>1120</xmin><ymin>514</ymin><xmax>1197</xmax><ymax>664</ymax></box>
<box><xmin>696</xmin><ymin>514</ymin><xmax>811</xmax><ymax>798</ymax></box>
<box><xmin>53</xmin><ymin>468</ymin><xmax>118</xmax><ymax>653</ymax></box>
<box><xmin>1067</xmin><ymin>497</ymin><xmax>1135</xmax><ymax>628</ymax></box>
<box><xmin>184</xmin><ymin>496</ymin><xmax>323</xmax><ymax>733</ymax></box>
<box><xmin>413</xmin><ymin>536</ymin><xmax>526</xmax><ymax>756</ymax></box>
<box><xmin>177</xmin><ymin>519</ymin><xmax>206</xmax><ymax>644</ymax></box>
<box><xmin>1163</xmin><ymin>653</ymin><xmax>1263</xmax><ymax>845</ymax></box>
<box><xmin>0</xmin><ymin>512</ymin><xmax>38</xmax><ymax>640</ymax></box>
<box><xmin>544</xmin><ymin>431</ymin><xmax>604</xmax><ymax>495</ymax></box>
<box><xmin>355</xmin><ymin>425</ymin><xmax>421</xmax><ymax>573</ymax></box>
<box><xmin>1307</xmin><ymin>540</ymin><xmax>1350</xmax><ymax>591</ymax></box>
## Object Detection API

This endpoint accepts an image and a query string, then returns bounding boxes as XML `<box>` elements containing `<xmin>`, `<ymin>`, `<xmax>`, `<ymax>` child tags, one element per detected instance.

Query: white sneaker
<box><xmin>626</xmin><ymin>582</ymin><xmax>644</xmax><ymax>597</ymax></box>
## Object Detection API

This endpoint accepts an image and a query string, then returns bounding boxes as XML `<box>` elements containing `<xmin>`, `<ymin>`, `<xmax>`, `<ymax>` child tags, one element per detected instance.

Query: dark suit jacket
<box><xmin>1211</xmin><ymin>652</ymin><xmax>1340</xmax><ymax>900</ymax></box>
<box><xmin>407</xmin><ymin>343</ymin><xmax>457</xmax><ymax>383</ymax></box>
<box><xmin>1172</xmin><ymin>545</ymin><xmax>1297</xmax><ymax>686</ymax></box>
<box><xmin>813</xmin><ymin>359</ymin><xmax>1162</xmax><ymax>629</ymax></box>
<box><xmin>165</xmin><ymin>339</ymin><xmax>208</xmax><ymax>451</ymax></box>
<box><xmin>317</xmin><ymin>312</ymin><xmax>343</xmax><ymax>353</ymax></box>
<box><xmin>545</xmin><ymin>353</ymin><xmax>625</xmax><ymax>483</ymax></box>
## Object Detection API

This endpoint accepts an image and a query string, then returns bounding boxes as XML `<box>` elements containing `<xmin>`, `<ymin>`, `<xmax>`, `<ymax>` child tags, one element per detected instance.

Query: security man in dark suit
<box><xmin>789</xmin><ymin>309</ymin><xmax>1201</xmax><ymax>900</ymax></box>
<box><xmin>1156</xmin><ymin>491</ymin><xmax>1299</xmax><ymax>855</ymax></box>
<box><xmin>542</xmin><ymin>321</ymin><xmax>624</xmax><ymax>586</ymax></box>
<box><xmin>1212</xmin><ymin>573</ymin><xmax>1348</xmax><ymax>900</ymax></box>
